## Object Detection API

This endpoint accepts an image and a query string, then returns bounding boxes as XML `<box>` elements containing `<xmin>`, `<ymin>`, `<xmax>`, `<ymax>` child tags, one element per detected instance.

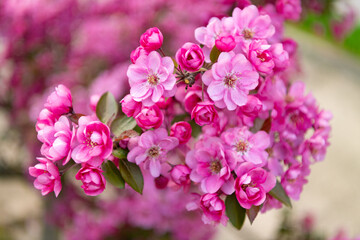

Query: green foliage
<box><xmin>225</xmin><ymin>193</ymin><xmax>246</xmax><ymax>230</ymax></box>
<box><xmin>96</xmin><ymin>92</ymin><xmax>118</xmax><ymax>124</ymax></box>
<box><xmin>118</xmin><ymin>159</ymin><xmax>144</xmax><ymax>194</ymax></box>
<box><xmin>102</xmin><ymin>161</ymin><xmax>125</xmax><ymax>189</ymax></box>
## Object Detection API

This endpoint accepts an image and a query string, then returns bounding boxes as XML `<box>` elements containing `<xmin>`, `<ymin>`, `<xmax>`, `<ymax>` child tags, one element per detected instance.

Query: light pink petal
<box><xmin>149</xmin><ymin>159</ymin><xmax>161</xmax><ymax>177</ymax></box>
<box><xmin>221</xmin><ymin>178</ymin><xmax>235</xmax><ymax>195</ymax></box>
<box><xmin>158</xmin><ymin>137</ymin><xmax>179</xmax><ymax>150</ymax></box>
<box><xmin>127</xmin><ymin>146</ymin><xmax>145</xmax><ymax>163</ymax></box>
<box><xmin>230</xmin><ymin>87</ymin><xmax>247</xmax><ymax>107</ymax></box>
<box><xmin>223</xmin><ymin>90</ymin><xmax>237</xmax><ymax>111</ymax></box>
<box><xmin>244</xmin><ymin>150</ymin><xmax>268</xmax><ymax>166</ymax></box>
<box><xmin>151</xmin><ymin>86</ymin><xmax>164</xmax><ymax>103</ymax></box>
<box><xmin>249</xmin><ymin>131</ymin><xmax>270</xmax><ymax>150</ymax></box>
<box><xmin>161</xmin><ymin>75</ymin><xmax>176</xmax><ymax>91</ymax></box>
<box><xmin>207</xmin><ymin>82</ymin><xmax>225</xmax><ymax>101</ymax></box>
<box><xmin>147</xmin><ymin>51</ymin><xmax>161</xmax><ymax>72</ymax></box>
<box><xmin>130</xmin><ymin>82</ymin><xmax>150</xmax><ymax>98</ymax></box>
<box><xmin>203</xmin><ymin>175</ymin><xmax>223</xmax><ymax>193</ymax></box>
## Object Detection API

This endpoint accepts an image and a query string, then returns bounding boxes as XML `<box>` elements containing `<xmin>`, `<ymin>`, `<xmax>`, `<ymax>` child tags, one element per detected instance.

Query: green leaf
<box><xmin>269</xmin><ymin>181</ymin><xmax>292</xmax><ymax>208</ymax></box>
<box><xmin>112</xmin><ymin>148</ymin><xmax>128</xmax><ymax>160</ymax></box>
<box><xmin>118</xmin><ymin>159</ymin><xmax>144</xmax><ymax>194</ymax></box>
<box><xmin>246</xmin><ymin>205</ymin><xmax>262</xmax><ymax>225</ymax></box>
<box><xmin>225</xmin><ymin>193</ymin><xmax>246</xmax><ymax>230</ymax></box>
<box><xmin>210</xmin><ymin>45</ymin><xmax>221</xmax><ymax>63</ymax></box>
<box><xmin>96</xmin><ymin>92</ymin><xmax>118</xmax><ymax>124</ymax></box>
<box><xmin>102</xmin><ymin>161</ymin><xmax>125</xmax><ymax>189</ymax></box>
<box><xmin>189</xmin><ymin>120</ymin><xmax>202</xmax><ymax>138</ymax></box>
<box><xmin>110</xmin><ymin>116</ymin><xmax>137</xmax><ymax>137</ymax></box>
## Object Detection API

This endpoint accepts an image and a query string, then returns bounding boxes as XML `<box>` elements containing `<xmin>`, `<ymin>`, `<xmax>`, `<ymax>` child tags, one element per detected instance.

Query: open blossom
<box><xmin>191</xmin><ymin>102</ymin><xmax>219</xmax><ymax>126</ymax></box>
<box><xmin>235</xmin><ymin>162</ymin><xmax>276</xmax><ymax>209</ymax></box>
<box><xmin>200</xmin><ymin>193</ymin><xmax>228</xmax><ymax>225</ymax></box>
<box><xmin>139</xmin><ymin>27</ymin><xmax>163</xmax><ymax>51</ymax></box>
<box><xmin>134</xmin><ymin>104</ymin><xmax>164</xmax><ymax>130</ymax></box>
<box><xmin>75</xmin><ymin>165</ymin><xmax>106</xmax><ymax>196</ymax></box>
<box><xmin>202</xmin><ymin>52</ymin><xmax>259</xmax><ymax>110</ymax></box>
<box><xmin>175</xmin><ymin>42</ymin><xmax>204</xmax><ymax>72</ymax></box>
<box><xmin>276</xmin><ymin>0</ymin><xmax>302</xmax><ymax>21</ymax></box>
<box><xmin>281</xmin><ymin>164</ymin><xmax>309</xmax><ymax>200</ymax></box>
<box><xmin>127</xmin><ymin>128</ymin><xmax>179</xmax><ymax>177</ymax></box>
<box><xmin>71</xmin><ymin>116</ymin><xmax>112</xmax><ymax>167</ymax></box>
<box><xmin>44</xmin><ymin>84</ymin><xmax>72</xmax><ymax>116</ymax></box>
<box><xmin>38</xmin><ymin>116</ymin><xmax>75</xmax><ymax>165</ymax></box>
<box><xmin>233</xmin><ymin>5</ymin><xmax>275</xmax><ymax>41</ymax></box>
<box><xmin>245</xmin><ymin>40</ymin><xmax>275</xmax><ymax>74</ymax></box>
<box><xmin>36</xmin><ymin>108</ymin><xmax>58</xmax><ymax>131</ymax></box>
<box><xmin>221</xmin><ymin>126</ymin><xmax>270</xmax><ymax>167</ymax></box>
<box><xmin>170</xmin><ymin>121</ymin><xmax>192</xmax><ymax>144</ymax></box>
<box><xmin>127</xmin><ymin>51</ymin><xmax>176</xmax><ymax>106</ymax></box>
<box><xmin>29</xmin><ymin>157</ymin><xmax>62</xmax><ymax>197</ymax></box>
<box><xmin>170</xmin><ymin>165</ymin><xmax>191</xmax><ymax>191</ymax></box>
<box><xmin>270</xmin><ymin>43</ymin><xmax>289</xmax><ymax>71</ymax></box>
<box><xmin>186</xmin><ymin>137</ymin><xmax>234</xmax><ymax>194</ymax></box>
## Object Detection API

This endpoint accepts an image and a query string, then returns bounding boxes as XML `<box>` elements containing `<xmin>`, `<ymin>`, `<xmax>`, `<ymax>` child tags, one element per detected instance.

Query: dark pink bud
<box><xmin>140</xmin><ymin>27</ymin><xmax>163</xmax><ymax>51</ymax></box>
<box><xmin>215</xmin><ymin>34</ymin><xmax>236</xmax><ymax>52</ymax></box>
<box><xmin>175</xmin><ymin>42</ymin><xmax>204</xmax><ymax>72</ymax></box>
<box><xmin>155</xmin><ymin>175</ymin><xmax>169</xmax><ymax>189</ymax></box>
<box><xmin>170</xmin><ymin>121</ymin><xmax>192</xmax><ymax>144</ymax></box>
<box><xmin>121</xmin><ymin>94</ymin><xmax>142</xmax><ymax>117</ymax></box>
<box><xmin>130</xmin><ymin>46</ymin><xmax>149</xmax><ymax>64</ymax></box>
<box><xmin>134</xmin><ymin>105</ymin><xmax>164</xmax><ymax>130</ymax></box>
<box><xmin>191</xmin><ymin>102</ymin><xmax>219</xmax><ymax>126</ymax></box>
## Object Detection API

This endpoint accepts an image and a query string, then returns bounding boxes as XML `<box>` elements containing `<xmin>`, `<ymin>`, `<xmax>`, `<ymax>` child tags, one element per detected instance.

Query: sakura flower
<box><xmin>191</xmin><ymin>102</ymin><xmax>219</xmax><ymax>126</ymax></box>
<box><xmin>202</xmin><ymin>52</ymin><xmax>259</xmax><ymax>110</ymax></box>
<box><xmin>170</xmin><ymin>121</ymin><xmax>192</xmax><ymax>144</ymax></box>
<box><xmin>139</xmin><ymin>27</ymin><xmax>163</xmax><ymax>51</ymax></box>
<box><xmin>235</xmin><ymin>162</ymin><xmax>276</xmax><ymax>209</ymax></box>
<box><xmin>71</xmin><ymin>116</ymin><xmax>113</xmax><ymax>167</ymax></box>
<box><xmin>134</xmin><ymin>104</ymin><xmax>164</xmax><ymax>130</ymax></box>
<box><xmin>75</xmin><ymin>165</ymin><xmax>106</xmax><ymax>196</ymax></box>
<box><xmin>281</xmin><ymin>164</ymin><xmax>309</xmax><ymax>200</ymax></box>
<box><xmin>130</xmin><ymin>46</ymin><xmax>149</xmax><ymax>64</ymax></box>
<box><xmin>120</xmin><ymin>94</ymin><xmax>142</xmax><ymax>117</ymax></box>
<box><xmin>38</xmin><ymin>116</ymin><xmax>75</xmax><ymax>165</ymax></box>
<box><xmin>200</xmin><ymin>193</ymin><xmax>228</xmax><ymax>225</ymax></box>
<box><xmin>186</xmin><ymin>137</ymin><xmax>234</xmax><ymax>194</ymax></box>
<box><xmin>127</xmin><ymin>51</ymin><xmax>176</xmax><ymax>106</ymax></box>
<box><xmin>36</xmin><ymin>108</ymin><xmax>58</xmax><ymax>131</ymax></box>
<box><xmin>215</xmin><ymin>33</ymin><xmax>236</xmax><ymax>52</ymax></box>
<box><xmin>29</xmin><ymin>157</ymin><xmax>62</xmax><ymax>197</ymax></box>
<box><xmin>127</xmin><ymin>128</ymin><xmax>179</xmax><ymax>177</ymax></box>
<box><xmin>170</xmin><ymin>165</ymin><xmax>191</xmax><ymax>191</ymax></box>
<box><xmin>175</xmin><ymin>42</ymin><xmax>204</xmax><ymax>72</ymax></box>
<box><xmin>276</xmin><ymin>0</ymin><xmax>302</xmax><ymax>21</ymax></box>
<box><xmin>245</xmin><ymin>39</ymin><xmax>275</xmax><ymax>74</ymax></box>
<box><xmin>44</xmin><ymin>84</ymin><xmax>72</xmax><ymax>116</ymax></box>
<box><xmin>300</xmin><ymin>129</ymin><xmax>330</xmax><ymax>164</ymax></box>
<box><xmin>233</xmin><ymin>5</ymin><xmax>275</xmax><ymax>42</ymax></box>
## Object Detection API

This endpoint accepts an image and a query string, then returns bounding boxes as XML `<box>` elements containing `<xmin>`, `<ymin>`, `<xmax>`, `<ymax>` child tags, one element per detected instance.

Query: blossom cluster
<box><xmin>29</xmin><ymin>3</ymin><xmax>332</xmax><ymax>229</ymax></box>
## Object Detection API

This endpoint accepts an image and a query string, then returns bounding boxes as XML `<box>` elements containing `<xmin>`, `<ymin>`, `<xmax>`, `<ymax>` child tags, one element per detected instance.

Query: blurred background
<box><xmin>0</xmin><ymin>0</ymin><xmax>359</xmax><ymax>239</ymax></box>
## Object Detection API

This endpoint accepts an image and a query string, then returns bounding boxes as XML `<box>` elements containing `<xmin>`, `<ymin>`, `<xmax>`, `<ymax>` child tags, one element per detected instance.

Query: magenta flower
<box><xmin>71</xmin><ymin>116</ymin><xmax>113</xmax><ymax>167</ymax></box>
<box><xmin>221</xmin><ymin>126</ymin><xmax>270</xmax><ymax>167</ymax></box>
<box><xmin>120</xmin><ymin>94</ymin><xmax>142</xmax><ymax>117</ymax></box>
<box><xmin>127</xmin><ymin>51</ymin><xmax>176</xmax><ymax>106</ymax></box>
<box><xmin>139</xmin><ymin>27</ymin><xmax>164</xmax><ymax>51</ymax></box>
<box><xmin>191</xmin><ymin>101</ymin><xmax>219</xmax><ymax>126</ymax></box>
<box><xmin>202</xmin><ymin>52</ymin><xmax>259</xmax><ymax>110</ymax></box>
<box><xmin>29</xmin><ymin>157</ymin><xmax>62</xmax><ymax>197</ymax></box>
<box><xmin>134</xmin><ymin>104</ymin><xmax>164</xmax><ymax>130</ymax></box>
<box><xmin>245</xmin><ymin>40</ymin><xmax>275</xmax><ymax>74</ymax></box>
<box><xmin>130</xmin><ymin>46</ymin><xmax>149</xmax><ymax>64</ymax></box>
<box><xmin>276</xmin><ymin>0</ymin><xmax>302</xmax><ymax>21</ymax></box>
<box><xmin>215</xmin><ymin>33</ymin><xmax>236</xmax><ymax>52</ymax></box>
<box><xmin>44</xmin><ymin>84</ymin><xmax>72</xmax><ymax>116</ymax></box>
<box><xmin>200</xmin><ymin>193</ymin><xmax>228</xmax><ymax>225</ymax></box>
<box><xmin>170</xmin><ymin>165</ymin><xmax>191</xmax><ymax>191</ymax></box>
<box><xmin>183</xmin><ymin>85</ymin><xmax>209</xmax><ymax>113</ymax></box>
<box><xmin>75</xmin><ymin>165</ymin><xmax>106</xmax><ymax>196</ymax></box>
<box><xmin>36</xmin><ymin>108</ymin><xmax>58</xmax><ymax>131</ymax></box>
<box><xmin>38</xmin><ymin>116</ymin><xmax>75</xmax><ymax>165</ymax></box>
<box><xmin>186</xmin><ymin>137</ymin><xmax>234</xmax><ymax>194</ymax></box>
<box><xmin>270</xmin><ymin>43</ymin><xmax>289</xmax><ymax>71</ymax></box>
<box><xmin>175</xmin><ymin>42</ymin><xmax>204</xmax><ymax>72</ymax></box>
<box><xmin>233</xmin><ymin>5</ymin><xmax>275</xmax><ymax>41</ymax></box>
<box><xmin>127</xmin><ymin>128</ymin><xmax>179</xmax><ymax>177</ymax></box>
<box><xmin>170</xmin><ymin>121</ymin><xmax>192</xmax><ymax>144</ymax></box>
<box><xmin>281</xmin><ymin>164</ymin><xmax>309</xmax><ymax>200</ymax></box>
<box><xmin>235</xmin><ymin>162</ymin><xmax>276</xmax><ymax>209</ymax></box>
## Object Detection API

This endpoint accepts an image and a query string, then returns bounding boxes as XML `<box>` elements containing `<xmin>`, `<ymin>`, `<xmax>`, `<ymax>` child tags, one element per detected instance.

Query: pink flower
<box><xmin>139</xmin><ymin>27</ymin><xmax>163</xmax><ymax>51</ymax></box>
<box><xmin>281</xmin><ymin>164</ymin><xmax>309</xmax><ymax>200</ymax></box>
<box><xmin>276</xmin><ymin>0</ymin><xmax>302</xmax><ymax>21</ymax></box>
<box><xmin>191</xmin><ymin>102</ymin><xmax>219</xmax><ymax>126</ymax></box>
<box><xmin>170</xmin><ymin>121</ymin><xmax>192</xmax><ymax>144</ymax></box>
<box><xmin>300</xmin><ymin>129</ymin><xmax>329</xmax><ymax>164</ymax></box>
<box><xmin>175</xmin><ymin>42</ymin><xmax>204</xmax><ymax>72</ymax></box>
<box><xmin>127</xmin><ymin>128</ymin><xmax>179</xmax><ymax>177</ymax></box>
<box><xmin>134</xmin><ymin>104</ymin><xmax>164</xmax><ymax>130</ymax></box>
<box><xmin>29</xmin><ymin>157</ymin><xmax>62</xmax><ymax>197</ymax></box>
<box><xmin>245</xmin><ymin>40</ymin><xmax>275</xmax><ymax>74</ymax></box>
<box><xmin>75</xmin><ymin>165</ymin><xmax>106</xmax><ymax>196</ymax></box>
<box><xmin>127</xmin><ymin>51</ymin><xmax>176</xmax><ymax>106</ymax></box>
<box><xmin>36</xmin><ymin>108</ymin><xmax>58</xmax><ymax>131</ymax></box>
<box><xmin>71</xmin><ymin>116</ymin><xmax>113</xmax><ymax>167</ymax></box>
<box><xmin>38</xmin><ymin>116</ymin><xmax>75</xmax><ymax>165</ymax></box>
<box><xmin>270</xmin><ymin>43</ymin><xmax>289</xmax><ymax>71</ymax></box>
<box><xmin>183</xmin><ymin>85</ymin><xmax>209</xmax><ymax>113</ymax></box>
<box><xmin>200</xmin><ymin>193</ymin><xmax>228</xmax><ymax>225</ymax></box>
<box><xmin>120</xmin><ymin>94</ymin><xmax>142</xmax><ymax>117</ymax></box>
<box><xmin>221</xmin><ymin>127</ymin><xmax>270</xmax><ymax>167</ymax></box>
<box><xmin>239</xmin><ymin>95</ymin><xmax>263</xmax><ymax>117</ymax></box>
<box><xmin>202</xmin><ymin>52</ymin><xmax>259</xmax><ymax>110</ymax></box>
<box><xmin>170</xmin><ymin>165</ymin><xmax>191</xmax><ymax>191</ymax></box>
<box><xmin>235</xmin><ymin>162</ymin><xmax>276</xmax><ymax>209</ymax></box>
<box><xmin>130</xmin><ymin>46</ymin><xmax>149</xmax><ymax>64</ymax></box>
<box><xmin>233</xmin><ymin>5</ymin><xmax>275</xmax><ymax>41</ymax></box>
<box><xmin>186</xmin><ymin>137</ymin><xmax>234</xmax><ymax>194</ymax></box>
<box><xmin>44</xmin><ymin>84</ymin><xmax>72</xmax><ymax>116</ymax></box>
<box><xmin>215</xmin><ymin>33</ymin><xmax>236</xmax><ymax>52</ymax></box>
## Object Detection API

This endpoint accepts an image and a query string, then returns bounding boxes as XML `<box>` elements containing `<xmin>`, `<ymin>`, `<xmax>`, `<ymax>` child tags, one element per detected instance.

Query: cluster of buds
<box><xmin>29</xmin><ymin>4</ymin><xmax>331</xmax><ymax>229</ymax></box>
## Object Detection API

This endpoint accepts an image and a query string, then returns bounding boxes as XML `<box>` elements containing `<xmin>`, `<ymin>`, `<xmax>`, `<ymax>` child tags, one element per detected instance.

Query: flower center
<box><xmin>209</xmin><ymin>160</ymin><xmax>222</xmax><ymax>174</ymax></box>
<box><xmin>85</xmin><ymin>131</ymin><xmax>99</xmax><ymax>148</ymax></box>
<box><xmin>148</xmin><ymin>146</ymin><xmax>160</xmax><ymax>158</ymax></box>
<box><xmin>241</xmin><ymin>182</ymin><xmax>256</xmax><ymax>191</ymax></box>
<box><xmin>147</xmin><ymin>74</ymin><xmax>159</xmax><ymax>85</ymax></box>
<box><xmin>235</xmin><ymin>140</ymin><xmax>249</xmax><ymax>153</ymax></box>
<box><xmin>224</xmin><ymin>74</ymin><xmax>237</xmax><ymax>88</ymax></box>
<box><xmin>257</xmin><ymin>50</ymin><xmax>272</xmax><ymax>62</ymax></box>
<box><xmin>242</xmin><ymin>29</ymin><xmax>254</xmax><ymax>40</ymax></box>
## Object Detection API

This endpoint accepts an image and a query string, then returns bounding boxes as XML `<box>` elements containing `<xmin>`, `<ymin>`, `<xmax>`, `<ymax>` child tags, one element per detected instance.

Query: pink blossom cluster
<box><xmin>29</xmin><ymin>2</ymin><xmax>332</xmax><ymax>229</ymax></box>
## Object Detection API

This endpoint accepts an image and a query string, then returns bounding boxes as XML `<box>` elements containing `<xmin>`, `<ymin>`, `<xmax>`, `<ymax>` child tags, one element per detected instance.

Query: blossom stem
<box><xmin>159</xmin><ymin>48</ymin><xmax>166</xmax><ymax>57</ymax></box>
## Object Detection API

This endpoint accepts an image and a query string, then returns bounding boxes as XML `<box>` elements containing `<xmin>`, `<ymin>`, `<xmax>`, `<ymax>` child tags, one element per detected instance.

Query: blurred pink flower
<box><xmin>75</xmin><ymin>165</ymin><xmax>106</xmax><ymax>196</ymax></box>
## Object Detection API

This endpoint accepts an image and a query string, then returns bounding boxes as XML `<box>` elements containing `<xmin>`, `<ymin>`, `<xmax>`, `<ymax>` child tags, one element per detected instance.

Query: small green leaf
<box><xmin>118</xmin><ymin>159</ymin><xmax>144</xmax><ymax>194</ymax></box>
<box><xmin>112</xmin><ymin>148</ymin><xmax>128</xmax><ymax>160</ymax></box>
<box><xmin>171</xmin><ymin>114</ymin><xmax>188</xmax><ymax>124</ymax></box>
<box><xmin>246</xmin><ymin>205</ymin><xmax>262</xmax><ymax>225</ymax></box>
<box><xmin>269</xmin><ymin>181</ymin><xmax>292</xmax><ymax>208</ymax></box>
<box><xmin>210</xmin><ymin>45</ymin><xmax>221</xmax><ymax>63</ymax></box>
<box><xmin>225</xmin><ymin>193</ymin><xmax>246</xmax><ymax>230</ymax></box>
<box><xmin>110</xmin><ymin>116</ymin><xmax>137</xmax><ymax>137</ymax></box>
<box><xmin>102</xmin><ymin>161</ymin><xmax>125</xmax><ymax>189</ymax></box>
<box><xmin>189</xmin><ymin>120</ymin><xmax>202</xmax><ymax>138</ymax></box>
<box><xmin>171</xmin><ymin>57</ymin><xmax>178</xmax><ymax>68</ymax></box>
<box><xmin>96</xmin><ymin>92</ymin><xmax>118</xmax><ymax>124</ymax></box>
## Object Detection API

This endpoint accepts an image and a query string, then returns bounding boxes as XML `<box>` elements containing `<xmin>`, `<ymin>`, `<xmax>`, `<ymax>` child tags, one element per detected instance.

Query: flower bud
<box><xmin>140</xmin><ymin>27</ymin><xmax>163</xmax><ymax>51</ymax></box>
<box><xmin>215</xmin><ymin>34</ymin><xmax>236</xmax><ymax>52</ymax></box>
<box><xmin>155</xmin><ymin>175</ymin><xmax>169</xmax><ymax>189</ymax></box>
<box><xmin>134</xmin><ymin>105</ymin><xmax>164</xmax><ymax>130</ymax></box>
<box><xmin>44</xmin><ymin>84</ymin><xmax>72</xmax><ymax>116</ymax></box>
<box><xmin>130</xmin><ymin>46</ymin><xmax>149</xmax><ymax>64</ymax></box>
<box><xmin>170</xmin><ymin>165</ymin><xmax>191</xmax><ymax>189</ymax></box>
<box><xmin>170</xmin><ymin>121</ymin><xmax>192</xmax><ymax>144</ymax></box>
<box><xmin>175</xmin><ymin>42</ymin><xmax>204</xmax><ymax>72</ymax></box>
<box><xmin>121</xmin><ymin>94</ymin><xmax>142</xmax><ymax>117</ymax></box>
<box><xmin>75</xmin><ymin>166</ymin><xmax>106</xmax><ymax>196</ymax></box>
<box><xmin>191</xmin><ymin>102</ymin><xmax>219</xmax><ymax>126</ymax></box>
